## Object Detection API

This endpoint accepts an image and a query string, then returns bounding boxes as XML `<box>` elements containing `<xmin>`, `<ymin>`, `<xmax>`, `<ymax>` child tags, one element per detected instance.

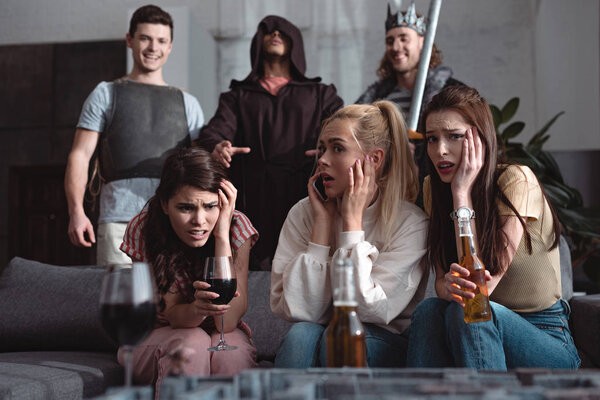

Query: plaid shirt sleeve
<box><xmin>230</xmin><ymin>210</ymin><xmax>259</xmax><ymax>251</ymax></box>
<box><xmin>119</xmin><ymin>210</ymin><xmax>148</xmax><ymax>262</ymax></box>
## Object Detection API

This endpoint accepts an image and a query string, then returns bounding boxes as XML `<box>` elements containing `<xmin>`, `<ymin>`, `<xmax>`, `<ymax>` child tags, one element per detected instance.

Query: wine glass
<box><xmin>99</xmin><ymin>263</ymin><xmax>157</xmax><ymax>387</ymax></box>
<box><xmin>202</xmin><ymin>256</ymin><xmax>237</xmax><ymax>351</ymax></box>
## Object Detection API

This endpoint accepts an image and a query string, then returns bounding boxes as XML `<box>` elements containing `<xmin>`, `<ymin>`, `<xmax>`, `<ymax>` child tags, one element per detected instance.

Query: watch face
<box><xmin>456</xmin><ymin>207</ymin><xmax>472</xmax><ymax>219</ymax></box>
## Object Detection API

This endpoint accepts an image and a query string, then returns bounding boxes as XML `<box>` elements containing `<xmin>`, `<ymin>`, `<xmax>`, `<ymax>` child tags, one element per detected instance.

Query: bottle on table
<box><xmin>325</xmin><ymin>251</ymin><xmax>367</xmax><ymax>367</ymax></box>
<box><xmin>456</xmin><ymin>209</ymin><xmax>491</xmax><ymax>323</ymax></box>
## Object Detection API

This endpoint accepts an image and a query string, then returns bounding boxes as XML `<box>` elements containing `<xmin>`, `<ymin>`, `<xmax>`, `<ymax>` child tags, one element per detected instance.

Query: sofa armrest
<box><xmin>569</xmin><ymin>294</ymin><xmax>600</xmax><ymax>368</ymax></box>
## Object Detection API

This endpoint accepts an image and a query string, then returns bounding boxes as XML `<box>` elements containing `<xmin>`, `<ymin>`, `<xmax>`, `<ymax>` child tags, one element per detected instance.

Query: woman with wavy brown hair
<box><xmin>119</xmin><ymin>147</ymin><xmax>258</xmax><ymax>390</ymax></box>
<box><xmin>406</xmin><ymin>85</ymin><xmax>580</xmax><ymax>370</ymax></box>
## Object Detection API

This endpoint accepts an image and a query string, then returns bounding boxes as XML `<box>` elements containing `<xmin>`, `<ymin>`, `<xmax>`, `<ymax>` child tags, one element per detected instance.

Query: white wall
<box><xmin>1</xmin><ymin>0</ymin><xmax>598</xmax><ymax>150</ymax></box>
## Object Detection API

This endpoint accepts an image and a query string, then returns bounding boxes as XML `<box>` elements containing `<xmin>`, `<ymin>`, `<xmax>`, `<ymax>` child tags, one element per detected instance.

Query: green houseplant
<box><xmin>490</xmin><ymin>98</ymin><xmax>600</xmax><ymax>287</ymax></box>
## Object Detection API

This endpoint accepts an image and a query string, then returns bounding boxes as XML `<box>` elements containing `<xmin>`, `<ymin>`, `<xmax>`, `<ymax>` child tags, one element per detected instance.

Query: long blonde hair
<box><xmin>320</xmin><ymin>101</ymin><xmax>418</xmax><ymax>243</ymax></box>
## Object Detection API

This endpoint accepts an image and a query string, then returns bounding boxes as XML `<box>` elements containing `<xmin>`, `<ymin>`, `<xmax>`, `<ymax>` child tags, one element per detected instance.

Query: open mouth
<box><xmin>321</xmin><ymin>173</ymin><xmax>334</xmax><ymax>187</ymax></box>
<box><xmin>143</xmin><ymin>53</ymin><xmax>160</xmax><ymax>61</ymax></box>
<box><xmin>188</xmin><ymin>230</ymin><xmax>208</xmax><ymax>241</ymax></box>
<box><xmin>437</xmin><ymin>162</ymin><xmax>455</xmax><ymax>174</ymax></box>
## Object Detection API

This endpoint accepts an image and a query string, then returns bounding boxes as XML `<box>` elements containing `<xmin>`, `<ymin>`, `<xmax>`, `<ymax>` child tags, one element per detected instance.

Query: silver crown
<box><xmin>386</xmin><ymin>0</ymin><xmax>426</xmax><ymax>35</ymax></box>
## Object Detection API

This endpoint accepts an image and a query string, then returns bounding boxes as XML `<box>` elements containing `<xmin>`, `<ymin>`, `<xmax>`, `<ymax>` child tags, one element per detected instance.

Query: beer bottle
<box><xmin>325</xmin><ymin>251</ymin><xmax>367</xmax><ymax>367</ymax></box>
<box><xmin>455</xmin><ymin>207</ymin><xmax>491</xmax><ymax>323</ymax></box>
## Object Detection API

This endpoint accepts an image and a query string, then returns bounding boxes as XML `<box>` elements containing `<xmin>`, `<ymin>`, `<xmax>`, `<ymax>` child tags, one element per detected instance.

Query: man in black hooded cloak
<box><xmin>197</xmin><ymin>15</ymin><xmax>343</xmax><ymax>270</ymax></box>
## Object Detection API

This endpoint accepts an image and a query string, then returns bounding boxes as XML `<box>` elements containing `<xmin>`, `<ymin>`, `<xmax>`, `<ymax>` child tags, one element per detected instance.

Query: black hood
<box><xmin>233</xmin><ymin>15</ymin><xmax>320</xmax><ymax>86</ymax></box>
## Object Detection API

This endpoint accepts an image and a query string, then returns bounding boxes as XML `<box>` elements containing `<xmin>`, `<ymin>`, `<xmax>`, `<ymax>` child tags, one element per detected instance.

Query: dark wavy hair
<box><xmin>129</xmin><ymin>5</ymin><xmax>174</xmax><ymax>41</ymax></box>
<box><xmin>422</xmin><ymin>85</ymin><xmax>560</xmax><ymax>276</ymax></box>
<box><xmin>143</xmin><ymin>147</ymin><xmax>228</xmax><ymax>308</ymax></box>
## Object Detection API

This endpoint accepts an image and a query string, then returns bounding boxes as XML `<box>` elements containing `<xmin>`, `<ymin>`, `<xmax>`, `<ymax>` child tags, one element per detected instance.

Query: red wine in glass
<box><xmin>202</xmin><ymin>256</ymin><xmax>237</xmax><ymax>351</ymax></box>
<box><xmin>99</xmin><ymin>263</ymin><xmax>157</xmax><ymax>387</ymax></box>
<box><xmin>101</xmin><ymin>302</ymin><xmax>156</xmax><ymax>346</ymax></box>
<box><xmin>204</xmin><ymin>278</ymin><xmax>237</xmax><ymax>305</ymax></box>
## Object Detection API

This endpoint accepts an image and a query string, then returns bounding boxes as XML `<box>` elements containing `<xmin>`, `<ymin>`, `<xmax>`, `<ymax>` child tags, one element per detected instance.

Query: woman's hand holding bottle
<box><xmin>440</xmin><ymin>263</ymin><xmax>491</xmax><ymax>307</ymax></box>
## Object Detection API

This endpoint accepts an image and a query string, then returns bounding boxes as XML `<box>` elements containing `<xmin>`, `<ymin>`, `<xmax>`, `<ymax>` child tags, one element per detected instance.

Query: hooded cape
<box><xmin>197</xmin><ymin>15</ymin><xmax>343</xmax><ymax>270</ymax></box>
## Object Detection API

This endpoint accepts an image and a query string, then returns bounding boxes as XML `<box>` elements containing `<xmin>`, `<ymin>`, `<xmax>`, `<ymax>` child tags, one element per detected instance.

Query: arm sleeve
<box><xmin>337</xmin><ymin>209</ymin><xmax>428</xmax><ymax>325</ymax></box>
<box><xmin>182</xmin><ymin>91</ymin><xmax>204</xmax><ymax>142</ymax></box>
<box><xmin>230</xmin><ymin>210</ymin><xmax>259</xmax><ymax>251</ymax></box>
<box><xmin>195</xmin><ymin>91</ymin><xmax>239</xmax><ymax>152</ymax></box>
<box><xmin>270</xmin><ymin>201</ymin><xmax>333</xmax><ymax>324</ymax></box>
<box><xmin>321</xmin><ymin>84</ymin><xmax>344</xmax><ymax>121</ymax></box>
<box><xmin>354</xmin><ymin>82</ymin><xmax>378</xmax><ymax>105</ymax></box>
<box><xmin>120</xmin><ymin>210</ymin><xmax>147</xmax><ymax>262</ymax></box>
<box><xmin>497</xmin><ymin>165</ymin><xmax>543</xmax><ymax>220</ymax></box>
<box><xmin>76</xmin><ymin>82</ymin><xmax>112</xmax><ymax>133</ymax></box>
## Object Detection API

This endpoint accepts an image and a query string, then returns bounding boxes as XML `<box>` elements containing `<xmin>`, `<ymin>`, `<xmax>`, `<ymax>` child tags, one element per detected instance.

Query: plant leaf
<box><xmin>489</xmin><ymin>105</ymin><xmax>502</xmax><ymax>131</ymax></box>
<box><xmin>501</xmin><ymin>97</ymin><xmax>520</xmax><ymax>123</ymax></box>
<box><xmin>501</xmin><ymin>122</ymin><xmax>525</xmax><ymax>140</ymax></box>
<box><xmin>528</xmin><ymin>111</ymin><xmax>565</xmax><ymax>145</ymax></box>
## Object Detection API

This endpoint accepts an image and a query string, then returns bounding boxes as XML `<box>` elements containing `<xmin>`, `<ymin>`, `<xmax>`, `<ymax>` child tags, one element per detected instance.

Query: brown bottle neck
<box><xmin>458</xmin><ymin>217</ymin><xmax>482</xmax><ymax>268</ymax></box>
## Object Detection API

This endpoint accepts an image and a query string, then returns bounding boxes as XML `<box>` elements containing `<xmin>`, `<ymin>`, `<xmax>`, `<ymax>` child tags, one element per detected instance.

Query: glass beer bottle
<box><xmin>457</xmin><ymin>210</ymin><xmax>491</xmax><ymax>323</ymax></box>
<box><xmin>325</xmin><ymin>252</ymin><xmax>367</xmax><ymax>367</ymax></box>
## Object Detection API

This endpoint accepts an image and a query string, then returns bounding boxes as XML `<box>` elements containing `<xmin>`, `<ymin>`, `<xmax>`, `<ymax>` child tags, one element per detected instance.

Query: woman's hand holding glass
<box><xmin>341</xmin><ymin>155</ymin><xmax>378</xmax><ymax>232</ymax></box>
<box><xmin>441</xmin><ymin>263</ymin><xmax>491</xmax><ymax>307</ymax></box>
<box><xmin>451</xmin><ymin>127</ymin><xmax>485</xmax><ymax>203</ymax></box>
<box><xmin>190</xmin><ymin>280</ymin><xmax>237</xmax><ymax>319</ymax></box>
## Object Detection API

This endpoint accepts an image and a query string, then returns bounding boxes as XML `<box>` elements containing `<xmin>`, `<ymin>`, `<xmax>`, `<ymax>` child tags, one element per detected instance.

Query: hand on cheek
<box><xmin>341</xmin><ymin>155</ymin><xmax>377</xmax><ymax>231</ymax></box>
<box><xmin>451</xmin><ymin>127</ymin><xmax>484</xmax><ymax>199</ymax></box>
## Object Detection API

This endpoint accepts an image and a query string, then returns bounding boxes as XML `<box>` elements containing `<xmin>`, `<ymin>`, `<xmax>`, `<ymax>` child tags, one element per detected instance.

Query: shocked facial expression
<box><xmin>385</xmin><ymin>26</ymin><xmax>424</xmax><ymax>75</ymax></box>
<box><xmin>316</xmin><ymin>119</ymin><xmax>365</xmax><ymax>199</ymax></box>
<box><xmin>127</xmin><ymin>23</ymin><xmax>173</xmax><ymax>74</ymax></box>
<box><xmin>263</xmin><ymin>29</ymin><xmax>290</xmax><ymax>58</ymax></box>
<box><xmin>425</xmin><ymin>110</ymin><xmax>471</xmax><ymax>183</ymax></box>
<box><xmin>162</xmin><ymin>186</ymin><xmax>220</xmax><ymax>248</ymax></box>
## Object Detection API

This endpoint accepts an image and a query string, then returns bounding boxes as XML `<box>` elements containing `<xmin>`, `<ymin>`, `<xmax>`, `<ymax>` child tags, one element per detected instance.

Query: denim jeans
<box><xmin>274</xmin><ymin>321</ymin><xmax>409</xmax><ymax>368</ymax></box>
<box><xmin>406</xmin><ymin>298</ymin><xmax>581</xmax><ymax>370</ymax></box>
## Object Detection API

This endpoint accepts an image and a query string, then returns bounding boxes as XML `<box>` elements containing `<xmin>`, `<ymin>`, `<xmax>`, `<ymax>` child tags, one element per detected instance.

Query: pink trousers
<box><xmin>119</xmin><ymin>326</ymin><xmax>257</xmax><ymax>392</ymax></box>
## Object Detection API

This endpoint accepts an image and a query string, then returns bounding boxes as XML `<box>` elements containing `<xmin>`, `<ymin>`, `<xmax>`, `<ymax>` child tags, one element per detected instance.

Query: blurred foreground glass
<box><xmin>99</xmin><ymin>263</ymin><xmax>157</xmax><ymax>387</ymax></box>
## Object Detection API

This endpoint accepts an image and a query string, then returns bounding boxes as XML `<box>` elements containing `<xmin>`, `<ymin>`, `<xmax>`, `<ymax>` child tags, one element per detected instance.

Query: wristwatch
<box><xmin>450</xmin><ymin>206</ymin><xmax>476</xmax><ymax>220</ymax></box>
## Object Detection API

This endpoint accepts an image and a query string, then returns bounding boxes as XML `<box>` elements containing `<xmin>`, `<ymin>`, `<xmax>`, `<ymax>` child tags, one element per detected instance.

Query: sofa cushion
<box><xmin>0</xmin><ymin>351</ymin><xmax>122</xmax><ymax>399</ymax></box>
<box><xmin>0</xmin><ymin>257</ymin><xmax>115</xmax><ymax>352</ymax></box>
<box><xmin>245</xmin><ymin>271</ymin><xmax>291</xmax><ymax>361</ymax></box>
<box><xmin>569</xmin><ymin>294</ymin><xmax>600</xmax><ymax>368</ymax></box>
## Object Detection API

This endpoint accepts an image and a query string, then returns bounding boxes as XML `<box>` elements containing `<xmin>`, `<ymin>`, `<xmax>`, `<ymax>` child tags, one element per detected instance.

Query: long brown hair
<box><xmin>422</xmin><ymin>85</ymin><xmax>560</xmax><ymax>275</ymax></box>
<box><xmin>143</xmin><ymin>147</ymin><xmax>228</xmax><ymax>307</ymax></box>
<box><xmin>319</xmin><ymin>101</ymin><xmax>418</xmax><ymax>246</ymax></box>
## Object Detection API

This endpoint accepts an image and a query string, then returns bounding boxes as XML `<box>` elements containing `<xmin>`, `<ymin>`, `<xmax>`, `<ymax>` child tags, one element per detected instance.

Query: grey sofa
<box><xmin>1</xmin><ymin>238</ymin><xmax>599</xmax><ymax>399</ymax></box>
<box><xmin>0</xmin><ymin>257</ymin><xmax>291</xmax><ymax>399</ymax></box>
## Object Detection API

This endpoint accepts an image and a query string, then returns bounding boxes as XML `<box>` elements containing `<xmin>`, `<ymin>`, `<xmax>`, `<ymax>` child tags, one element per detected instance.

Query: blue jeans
<box><xmin>274</xmin><ymin>321</ymin><xmax>409</xmax><ymax>368</ymax></box>
<box><xmin>406</xmin><ymin>298</ymin><xmax>580</xmax><ymax>370</ymax></box>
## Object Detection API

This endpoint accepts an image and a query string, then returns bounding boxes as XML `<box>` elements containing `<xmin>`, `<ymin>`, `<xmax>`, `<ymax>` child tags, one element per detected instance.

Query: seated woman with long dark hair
<box><xmin>119</xmin><ymin>148</ymin><xmax>258</xmax><ymax>388</ymax></box>
<box><xmin>406</xmin><ymin>85</ymin><xmax>580</xmax><ymax>369</ymax></box>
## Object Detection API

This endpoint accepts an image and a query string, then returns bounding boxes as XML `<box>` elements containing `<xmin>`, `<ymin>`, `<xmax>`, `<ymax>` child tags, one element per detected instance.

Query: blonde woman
<box><xmin>270</xmin><ymin>101</ymin><xmax>428</xmax><ymax>367</ymax></box>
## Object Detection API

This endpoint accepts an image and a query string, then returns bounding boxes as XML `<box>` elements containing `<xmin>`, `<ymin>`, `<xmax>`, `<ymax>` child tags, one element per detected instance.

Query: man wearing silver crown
<box><xmin>356</xmin><ymin>0</ymin><xmax>462</xmax><ymax>201</ymax></box>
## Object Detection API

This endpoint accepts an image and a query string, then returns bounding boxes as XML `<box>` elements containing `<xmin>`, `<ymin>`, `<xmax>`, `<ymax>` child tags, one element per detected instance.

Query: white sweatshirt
<box><xmin>270</xmin><ymin>197</ymin><xmax>429</xmax><ymax>334</ymax></box>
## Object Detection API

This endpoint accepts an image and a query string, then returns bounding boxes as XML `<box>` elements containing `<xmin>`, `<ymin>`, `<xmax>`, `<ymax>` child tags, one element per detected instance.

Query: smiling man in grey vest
<box><xmin>65</xmin><ymin>4</ymin><xmax>204</xmax><ymax>265</ymax></box>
